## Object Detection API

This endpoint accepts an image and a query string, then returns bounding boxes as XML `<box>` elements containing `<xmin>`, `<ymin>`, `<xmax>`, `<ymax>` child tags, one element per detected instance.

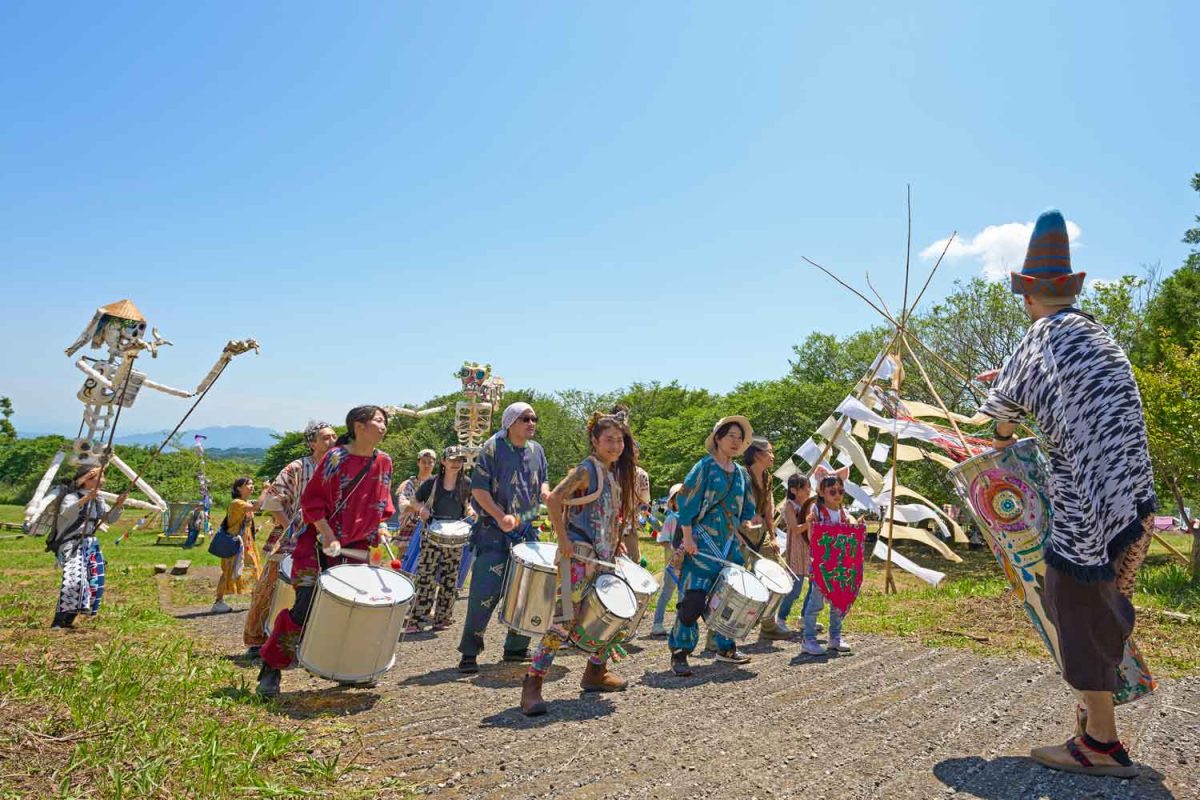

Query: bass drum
<box><xmin>298</xmin><ymin>564</ymin><xmax>414</xmax><ymax>683</ymax></box>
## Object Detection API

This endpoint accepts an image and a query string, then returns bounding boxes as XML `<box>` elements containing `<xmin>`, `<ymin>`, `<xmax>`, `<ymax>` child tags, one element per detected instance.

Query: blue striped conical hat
<box><xmin>1010</xmin><ymin>209</ymin><xmax>1085</xmax><ymax>297</ymax></box>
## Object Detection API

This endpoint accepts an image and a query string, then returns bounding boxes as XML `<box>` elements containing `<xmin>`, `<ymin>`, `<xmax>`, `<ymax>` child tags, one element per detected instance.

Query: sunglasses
<box><xmin>519</xmin><ymin>415</ymin><xmax>538</xmax><ymax>423</ymax></box>
<box><xmin>824</xmin><ymin>486</ymin><xmax>844</xmax><ymax>495</ymax></box>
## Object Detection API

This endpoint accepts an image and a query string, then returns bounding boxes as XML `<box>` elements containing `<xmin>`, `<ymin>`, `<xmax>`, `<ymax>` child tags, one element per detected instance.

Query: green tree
<box><xmin>1134</xmin><ymin>332</ymin><xmax>1200</xmax><ymax>581</ymax></box>
<box><xmin>0</xmin><ymin>397</ymin><xmax>15</xmax><ymax>442</ymax></box>
<box><xmin>1139</xmin><ymin>171</ymin><xmax>1200</xmax><ymax>365</ymax></box>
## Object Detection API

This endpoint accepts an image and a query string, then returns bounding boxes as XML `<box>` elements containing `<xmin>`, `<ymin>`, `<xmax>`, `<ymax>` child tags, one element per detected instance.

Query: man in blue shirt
<box><xmin>457</xmin><ymin>402</ymin><xmax>550</xmax><ymax>673</ymax></box>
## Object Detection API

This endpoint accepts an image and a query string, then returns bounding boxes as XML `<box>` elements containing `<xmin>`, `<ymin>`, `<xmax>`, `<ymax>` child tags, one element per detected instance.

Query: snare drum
<box><xmin>298</xmin><ymin>564</ymin><xmax>414</xmax><ymax>682</ymax></box>
<box><xmin>497</xmin><ymin>541</ymin><xmax>559</xmax><ymax>636</ymax></box>
<box><xmin>426</xmin><ymin>519</ymin><xmax>472</xmax><ymax>549</ymax></box>
<box><xmin>751</xmin><ymin>557</ymin><xmax>794</xmax><ymax>622</ymax></box>
<box><xmin>263</xmin><ymin>555</ymin><xmax>296</xmax><ymax>636</ymax></box>
<box><xmin>613</xmin><ymin>556</ymin><xmax>659</xmax><ymax>639</ymax></box>
<box><xmin>569</xmin><ymin>573</ymin><xmax>637</xmax><ymax>653</ymax></box>
<box><xmin>706</xmin><ymin>564</ymin><xmax>770</xmax><ymax>641</ymax></box>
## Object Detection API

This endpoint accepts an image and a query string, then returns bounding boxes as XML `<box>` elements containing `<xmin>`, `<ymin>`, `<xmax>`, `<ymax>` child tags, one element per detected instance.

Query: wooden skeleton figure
<box><xmin>382</xmin><ymin>361</ymin><xmax>505</xmax><ymax>468</ymax></box>
<box><xmin>23</xmin><ymin>299</ymin><xmax>258</xmax><ymax>527</ymax></box>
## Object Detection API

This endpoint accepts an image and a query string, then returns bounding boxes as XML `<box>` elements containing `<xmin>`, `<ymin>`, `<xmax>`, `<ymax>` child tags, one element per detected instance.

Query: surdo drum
<box><xmin>705</xmin><ymin>564</ymin><xmax>770</xmax><ymax>641</ymax></box>
<box><xmin>298</xmin><ymin>564</ymin><xmax>414</xmax><ymax>683</ymax></box>
<box><xmin>426</xmin><ymin>519</ymin><xmax>472</xmax><ymax>549</ymax></box>
<box><xmin>569</xmin><ymin>573</ymin><xmax>638</xmax><ymax>653</ymax></box>
<box><xmin>498</xmin><ymin>541</ymin><xmax>559</xmax><ymax>636</ymax></box>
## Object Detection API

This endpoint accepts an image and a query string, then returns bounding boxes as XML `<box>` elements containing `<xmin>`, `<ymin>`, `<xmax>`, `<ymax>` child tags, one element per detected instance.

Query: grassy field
<box><xmin>0</xmin><ymin>505</ymin><xmax>411</xmax><ymax>800</ymax></box>
<box><xmin>1</xmin><ymin>503</ymin><xmax>1197</xmax><ymax>798</ymax></box>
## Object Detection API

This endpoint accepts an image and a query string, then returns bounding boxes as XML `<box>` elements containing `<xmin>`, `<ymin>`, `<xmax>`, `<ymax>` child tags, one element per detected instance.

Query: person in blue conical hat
<box><xmin>979</xmin><ymin>209</ymin><xmax>1157</xmax><ymax>778</ymax></box>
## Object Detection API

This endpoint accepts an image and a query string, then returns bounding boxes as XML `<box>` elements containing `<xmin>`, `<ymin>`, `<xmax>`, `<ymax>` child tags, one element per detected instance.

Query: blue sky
<box><xmin>2</xmin><ymin>1</ymin><xmax>1197</xmax><ymax>435</ymax></box>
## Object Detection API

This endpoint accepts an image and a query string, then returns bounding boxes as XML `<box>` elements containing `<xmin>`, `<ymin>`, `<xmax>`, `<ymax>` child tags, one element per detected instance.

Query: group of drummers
<box><xmin>243</xmin><ymin>400</ymin><xmax>854</xmax><ymax>716</ymax></box>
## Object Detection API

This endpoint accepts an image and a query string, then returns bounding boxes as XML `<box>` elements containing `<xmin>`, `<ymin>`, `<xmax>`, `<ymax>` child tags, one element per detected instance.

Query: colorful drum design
<box><xmin>705</xmin><ymin>564</ymin><xmax>770</xmax><ymax>642</ymax></box>
<box><xmin>298</xmin><ymin>564</ymin><xmax>414</xmax><ymax>683</ymax></box>
<box><xmin>948</xmin><ymin>438</ymin><xmax>1154</xmax><ymax>705</ymax></box>
<box><xmin>497</xmin><ymin>541</ymin><xmax>559</xmax><ymax>637</ymax></box>
<box><xmin>569</xmin><ymin>573</ymin><xmax>637</xmax><ymax>653</ymax></box>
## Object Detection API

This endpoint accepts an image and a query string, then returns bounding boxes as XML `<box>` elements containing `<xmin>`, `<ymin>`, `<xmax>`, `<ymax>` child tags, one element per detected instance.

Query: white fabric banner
<box><xmin>870</xmin><ymin>442</ymin><xmax>890</xmax><ymax>463</ymax></box>
<box><xmin>835</xmin><ymin>396</ymin><xmax>944</xmax><ymax>444</ymax></box>
<box><xmin>871</xmin><ymin>539</ymin><xmax>946</xmax><ymax>586</ymax></box>
<box><xmin>795</xmin><ymin>438</ymin><xmax>823</xmax><ymax>467</ymax></box>
<box><xmin>773</xmin><ymin>459</ymin><xmax>801</xmax><ymax>483</ymax></box>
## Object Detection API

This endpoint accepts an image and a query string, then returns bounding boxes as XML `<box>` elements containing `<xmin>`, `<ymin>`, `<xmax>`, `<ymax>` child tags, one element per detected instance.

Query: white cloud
<box><xmin>921</xmin><ymin>219</ymin><xmax>1081</xmax><ymax>282</ymax></box>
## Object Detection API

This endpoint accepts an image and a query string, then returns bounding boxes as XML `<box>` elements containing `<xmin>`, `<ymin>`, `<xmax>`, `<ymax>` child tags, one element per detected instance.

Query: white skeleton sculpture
<box><xmin>24</xmin><ymin>299</ymin><xmax>259</xmax><ymax>526</ymax></box>
<box><xmin>382</xmin><ymin>361</ymin><xmax>505</xmax><ymax>466</ymax></box>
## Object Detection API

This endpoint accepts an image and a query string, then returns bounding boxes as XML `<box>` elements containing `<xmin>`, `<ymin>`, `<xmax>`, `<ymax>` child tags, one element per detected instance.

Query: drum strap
<box><xmin>557</xmin><ymin>458</ymin><xmax>607</xmax><ymax>625</ymax></box>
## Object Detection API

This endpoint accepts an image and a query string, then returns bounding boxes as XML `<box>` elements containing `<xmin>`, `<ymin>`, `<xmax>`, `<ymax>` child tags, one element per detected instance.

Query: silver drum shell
<box><xmin>497</xmin><ymin>542</ymin><xmax>559</xmax><ymax>637</ymax></box>
<box><xmin>705</xmin><ymin>565</ymin><xmax>770</xmax><ymax>641</ymax></box>
<box><xmin>568</xmin><ymin>573</ymin><xmax>637</xmax><ymax>653</ymax></box>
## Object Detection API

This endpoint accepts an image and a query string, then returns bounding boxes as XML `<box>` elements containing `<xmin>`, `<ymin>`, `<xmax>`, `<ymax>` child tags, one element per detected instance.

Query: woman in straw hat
<box><xmin>667</xmin><ymin>415</ymin><xmax>758</xmax><ymax>675</ymax></box>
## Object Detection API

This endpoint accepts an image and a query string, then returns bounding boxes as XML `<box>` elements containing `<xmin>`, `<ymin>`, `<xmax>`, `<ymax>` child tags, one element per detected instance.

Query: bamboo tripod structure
<box><xmin>804</xmin><ymin>186</ymin><xmax>978</xmax><ymax>594</ymax></box>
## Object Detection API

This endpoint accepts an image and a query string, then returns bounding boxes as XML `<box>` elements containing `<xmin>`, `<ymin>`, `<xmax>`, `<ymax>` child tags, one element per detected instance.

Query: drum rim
<box><xmin>947</xmin><ymin>436</ymin><xmax>1037</xmax><ymax>477</ymax></box>
<box><xmin>593</xmin><ymin>573</ymin><xmax>638</xmax><ymax>618</ymax></box>
<box><xmin>320</xmin><ymin>564</ymin><xmax>415</xmax><ymax>606</ymax></box>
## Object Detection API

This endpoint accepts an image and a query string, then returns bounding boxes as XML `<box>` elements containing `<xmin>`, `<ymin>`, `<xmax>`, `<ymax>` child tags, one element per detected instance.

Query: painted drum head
<box><xmin>969</xmin><ymin>468</ymin><xmax>1042</xmax><ymax>534</ymax></box>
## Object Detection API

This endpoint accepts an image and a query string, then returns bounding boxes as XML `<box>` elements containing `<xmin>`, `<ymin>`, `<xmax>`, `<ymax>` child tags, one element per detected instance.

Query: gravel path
<box><xmin>172</xmin><ymin>574</ymin><xmax>1198</xmax><ymax>799</ymax></box>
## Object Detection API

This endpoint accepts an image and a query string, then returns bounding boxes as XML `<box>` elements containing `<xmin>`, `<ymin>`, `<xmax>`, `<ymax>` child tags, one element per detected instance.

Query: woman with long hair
<box><xmin>668</xmin><ymin>416</ymin><xmax>758</xmax><ymax>676</ymax></box>
<box><xmin>213</xmin><ymin>476</ymin><xmax>263</xmax><ymax>613</ymax></box>
<box><xmin>257</xmin><ymin>405</ymin><xmax>395</xmax><ymax>697</ymax></box>
<box><xmin>777</xmin><ymin>473</ymin><xmax>815</xmax><ymax>633</ymax></box>
<box><xmin>739</xmin><ymin>436</ymin><xmax>791</xmax><ymax>640</ymax></box>
<box><xmin>34</xmin><ymin>465</ymin><xmax>128</xmax><ymax>628</ymax></box>
<box><xmin>520</xmin><ymin>411</ymin><xmax>637</xmax><ymax>716</ymax></box>
<box><xmin>408</xmin><ymin>445</ymin><xmax>473</xmax><ymax>632</ymax></box>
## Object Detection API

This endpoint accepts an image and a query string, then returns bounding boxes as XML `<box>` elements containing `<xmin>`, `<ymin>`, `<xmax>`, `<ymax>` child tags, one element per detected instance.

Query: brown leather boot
<box><xmin>520</xmin><ymin>674</ymin><xmax>547</xmax><ymax>716</ymax></box>
<box><xmin>580</xmin><ymin>660</ymin><xmax>628</xmax><ymax>692</ymax></box>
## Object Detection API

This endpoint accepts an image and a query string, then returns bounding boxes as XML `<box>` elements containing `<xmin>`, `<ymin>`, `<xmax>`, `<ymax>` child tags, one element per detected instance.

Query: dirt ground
<box><xmin>170</xmin><ymin>571</ymin><xmax>1199</xmax><ymax>800</ymax></box>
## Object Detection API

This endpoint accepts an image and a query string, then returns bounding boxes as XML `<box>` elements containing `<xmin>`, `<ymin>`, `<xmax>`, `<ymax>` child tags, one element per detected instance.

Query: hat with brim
<box><xmin>1010</xmin><ymin>209</ymin><xmax>1085</xmax><ymax>298</ymax></box>
<box><xmin>667</xmin><ymin>482</ymin><xmax>684</xmax><ymax>503</ymax></box>
<box><xmin>705</xmin><ymin>415</ymin><xmax>753</xmax><ymax>456</ymax></box>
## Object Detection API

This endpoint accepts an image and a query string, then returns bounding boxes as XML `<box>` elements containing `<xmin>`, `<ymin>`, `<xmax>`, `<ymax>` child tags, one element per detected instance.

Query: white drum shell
<box><xmin>298</xmin><ymin>565</ymin><xmax>414</xmax><ymax>683</ymax></box>
<box><xmin>751</xmin><ymin>557</ymin><xmax>794</xmax><ymax>621</ymax></box>
<box><xmin>706</xmin><ymin>565</ymin><xmax>770</xmax><ymax>641</ymax></box>
<box><xmin>498</xmin><ymin>541</ymin><xmax>559</xmax><ymax>636</ymax></box>
<box><xmin>613</xmin><ymin>556</ymin><xmax>660</xmax><ymax>639</ymax></box>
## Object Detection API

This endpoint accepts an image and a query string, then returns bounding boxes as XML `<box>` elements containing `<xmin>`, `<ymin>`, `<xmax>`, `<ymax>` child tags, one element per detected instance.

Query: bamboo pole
<box><xmin>1151</xmin><ymin>530</ymin><xmax>1193</xmax><ymax>567</ymax></box>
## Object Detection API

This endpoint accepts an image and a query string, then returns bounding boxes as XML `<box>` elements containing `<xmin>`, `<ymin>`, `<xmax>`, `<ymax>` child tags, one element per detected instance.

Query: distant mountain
<box><xmin>113</xmin><ymin>425</ymin><xmax>280</xmax><ymax>450</ymax></box>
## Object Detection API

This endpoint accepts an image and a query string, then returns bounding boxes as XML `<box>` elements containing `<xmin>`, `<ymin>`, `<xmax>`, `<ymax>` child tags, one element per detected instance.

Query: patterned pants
<box><xmin>529</xmin><ymin>558</ymin><xmax>606</xmax><ymax>677</ymax></box>
<box><xmin>411</xmin><ymin>543</ymin><xmax>464</xmax><ymax>626</ymax></box>
<box><xmin>1115</xmin><ymin>524</ymin><xmax>1151</xmax><ymax>599</ymax></box>
<box><xmin>57</xmin><ymin>536</ymin><xmax>105</xmax><ymax>616</ymax></box>
<box><xmin>243</xmin><ymin>558</ymin><xmax>282</xmax><ymax>647</ymax></box>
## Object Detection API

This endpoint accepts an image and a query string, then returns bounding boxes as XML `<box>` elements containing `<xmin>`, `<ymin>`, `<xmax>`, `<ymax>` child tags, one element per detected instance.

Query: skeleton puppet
<box><xmin>23</xmin><ymin>299</ymin><xmax>258</xmax><ymax>526</ymax></box>
<box><xmin>382</xmin><ymin>361</ymin><xmax>505</xmax><ymax>467</ymax></box>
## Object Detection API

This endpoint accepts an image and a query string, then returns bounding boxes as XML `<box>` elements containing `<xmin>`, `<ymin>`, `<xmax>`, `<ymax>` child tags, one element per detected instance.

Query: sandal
<box><xmin>1031</xmin><ymin>735</ymin><xmax>1138</xmax><ymax>779</ymax></box>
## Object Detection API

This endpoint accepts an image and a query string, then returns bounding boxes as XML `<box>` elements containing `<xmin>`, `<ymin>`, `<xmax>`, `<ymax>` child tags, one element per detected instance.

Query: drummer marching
<box><xmin>521</xmin><ymin>411</ymin><xmax>638</xmax><ymax>716</ymax></box>
<box><xmin>257</xmin><ymin>406</ymin><xmax>395</xmax><ymax>698</ymax></box>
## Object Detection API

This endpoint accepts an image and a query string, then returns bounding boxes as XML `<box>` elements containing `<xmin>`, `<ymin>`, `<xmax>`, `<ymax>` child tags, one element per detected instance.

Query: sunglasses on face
<box><xmin>824</xmin><ymin>487</ymin><xmax>844</xmax><ymax>495</ymax></box>
<box><xmin>519</xmin><ymin>415</ymin><xmax>538</xmax><ymax>423</ymax></box>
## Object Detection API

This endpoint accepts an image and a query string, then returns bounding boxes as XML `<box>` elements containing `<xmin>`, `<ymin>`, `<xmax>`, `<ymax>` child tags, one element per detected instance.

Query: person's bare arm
<box><xmin>546</xmin><ymin>466</ymin><xmax>590</xmax><ymax>560</ymax></box>
<box><xmin>471</xmin><ymin>488</ymin><xmax>516</xmax><ymax>532</ymax></box>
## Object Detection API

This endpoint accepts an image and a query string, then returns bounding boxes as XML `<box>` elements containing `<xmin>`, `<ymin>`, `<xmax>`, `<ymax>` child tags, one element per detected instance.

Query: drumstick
<box><xmin>693</xmin><ymin>551</ymin><xmax>739</xmax><ymax>569</ymax></box>
<box><xmin>573</xmin><ymin>553</ymin><xmax>619</xmax><ymax>570</ymax></box>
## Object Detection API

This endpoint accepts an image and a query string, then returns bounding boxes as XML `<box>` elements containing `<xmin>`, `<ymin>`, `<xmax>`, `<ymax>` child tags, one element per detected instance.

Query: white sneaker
<box><xmin>828</xmin><ymin>637</ymin><xmax>851</xmax><ymax>653</ymax></box>
<box><xmin>211</xmin><ymin>600</ymin><xmax>232</xmax><ymax>614</ymax></box>
<box><xmin>801</xmin><ymin>638</ymin><xmax>827</xmax><ymax>656</ymax></box>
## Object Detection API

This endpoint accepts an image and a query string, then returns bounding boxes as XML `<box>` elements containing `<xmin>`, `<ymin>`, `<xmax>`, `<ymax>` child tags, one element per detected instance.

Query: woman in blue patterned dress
<box><xmin>668</xmin><ymin>415</ymin><xmax>758</xmax><ymax>676</ymax></box>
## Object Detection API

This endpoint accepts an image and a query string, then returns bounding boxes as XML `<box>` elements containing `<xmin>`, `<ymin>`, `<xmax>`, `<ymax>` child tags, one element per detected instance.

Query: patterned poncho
<box><xmin>980</xmin><ymin>308</ymin><xmax>1157</xmax><ymax>581</ymax></box>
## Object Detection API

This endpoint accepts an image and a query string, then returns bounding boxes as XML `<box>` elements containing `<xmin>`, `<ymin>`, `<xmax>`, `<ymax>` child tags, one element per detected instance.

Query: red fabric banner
<box><xmin>810</xmin><ymin>521</ymin><xmax>867</xmax><ymax>616</ymax></box>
